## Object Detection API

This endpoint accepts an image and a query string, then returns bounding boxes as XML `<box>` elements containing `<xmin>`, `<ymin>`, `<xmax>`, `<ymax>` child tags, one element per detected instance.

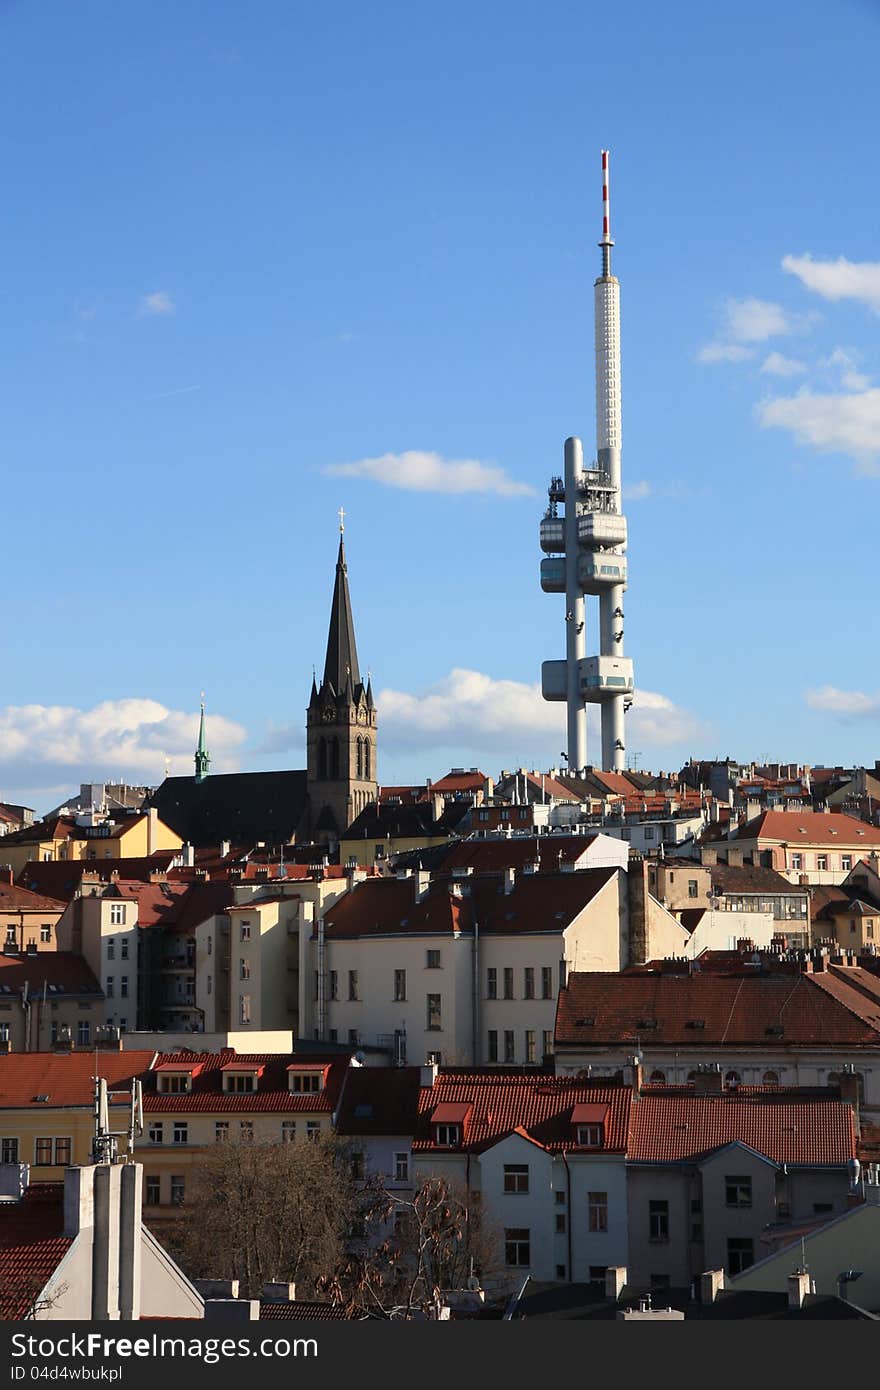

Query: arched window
<box><xmin>649</xmin><ymin>1069</ymin><xmax>666</xmax><ymax>1085</ymax></box>
<box><xmin>356</xmin><ymin>738</ymin><xmax>363</xmax><ymax>779</ymax></box>
<box><xmin>364</xmin><ymin>740</ymin><xmax>371</xmax><ymax>780</ymax></box>
<box><xmin>686</xmin><ymin>1071</ymin><xmax>697</xmax><ymax>1083</ymax></box>
<box><xmin>762</xmin><ymin>1070</ymin><xmax>780</xmax><ymax>1086</ymax></box>
<box><xmin>318</xmin><ymin>738</ymin><xmax>327</xmax><ymax>780</ymax></box>
<box><xmin>724</xmin><ymin>1070</ymin><xmax>741</xmax><ymax>1087</ymax></box>
<box><xmin>330</xmin><ymin>738</ymin><xmax>340</xmax><ymax>780</ymax></box>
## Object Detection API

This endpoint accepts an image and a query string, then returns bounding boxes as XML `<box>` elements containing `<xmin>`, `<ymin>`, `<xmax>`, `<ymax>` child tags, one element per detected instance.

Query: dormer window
<box><xmin>154</xmin><ymin>1063</ymin><xmax>203</xmax><ymax>1094</ymax></box>
<box><xmin>430</xmin><ymin>1101</ymin><xmax>471</xmax><ymax>1147</ymax></box>
<box><xmin>287</xmin><ymin>1064</ymin><xmax>329</xmax><ymax>1094</ymax></box>
<box><xmin>221</xmin><ymin>1064</ymin><xmax>264</xmax><ymax>1094</ymax></box>
<box><xmin>571</xmin><ymin>1103</ymin><xmax>609</xmax><ymax>1149</ymax></box>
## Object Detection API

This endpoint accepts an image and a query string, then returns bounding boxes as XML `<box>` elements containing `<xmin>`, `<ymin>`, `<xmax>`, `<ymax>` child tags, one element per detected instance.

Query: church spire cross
<box><xmin>338</xmin><ymin>506</ymin><xmax>345</xmax><ymax>534</ymax></box>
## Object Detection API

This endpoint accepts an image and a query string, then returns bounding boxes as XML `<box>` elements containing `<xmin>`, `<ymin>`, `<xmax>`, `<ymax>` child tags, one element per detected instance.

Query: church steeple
<box><xmin>306</xmin><ymin>515</ymin><xmax>378</xmax><ymax>843</ymax></box>
<box><xmin>195</xmin><ymin>695</ymin><xmax>211</xmax><ymax>783</ymax></box>
<box><xmin>322</xmin><ymin>513</ymin><xmax>361</xmax><ymax>695</ymax></box>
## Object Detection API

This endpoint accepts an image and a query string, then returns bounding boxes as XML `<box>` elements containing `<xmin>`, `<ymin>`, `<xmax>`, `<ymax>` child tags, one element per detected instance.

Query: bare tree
<box><xmin>166</xmin><ymin>1137</ymin><xmax>357</xmax><ymax>1298</ymax></box>
<box><xmin>0</xmin><ymin>1272</ymin><xmax>69</xmax><ymax>1320</ymax></box>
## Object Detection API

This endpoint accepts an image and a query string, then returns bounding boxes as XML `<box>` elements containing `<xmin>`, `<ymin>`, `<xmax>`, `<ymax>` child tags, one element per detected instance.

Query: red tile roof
<box><xmin>15</xmin><ymin>856</ymin><xmax>177</xmax><ymax>901</ymax></box>
<box><xmin>430</xmin><ymin>771</ymin><xmax>487</xmax><ymax>794</ymax></box>
<box><xmin>411</xmin><ymin>1073</ymin><xmax>632</xmax><ymax>1153</ymax></box>
<box><xmin>0</xmin><ymin>1185</ymin><xmax>72</xmax><ymax>1319</ymax></box>
<box><xmin>735</xmin><ymin>811</ymin><xmax>880</xmax><ymax>846</ymax></box>
<box><xmin>143</xmin><ymin>1050</ymin><xmax>347</xmax><ymax>1113</ymax></box>
<box><xmin>629</xmin><ymin>1092</ymin><xmax>855</xmax><ymax>1165</ymax></box>
<box><xmin>258</xmin><ymin>1301</ymin><xmax>353</xmax><ymax>1320</ymax></box>
<box><xmin>440</xmin><ymin>836</ymin><xmax>601</xmax><ymax>874</ymax></box>
<box><xmin>321</xmin><ymin>868</ymin><xmax>617</xmax><ymax>940</ymax></box>
<box><xmin>0</xmin><ymin>1051</ymin><xmax>157</xmax><ymax>1109</ymax></box>
<box><xmin>0</xmin><ymin>951</ymin><xmax>103</xmax><ymax>997</ymax></box>
<box><xmin>0</xmin><ymin>882</ymin><xmax>66</xmax><ymax>913</ymax></box>
<box><xmin>555</xmin><ymin>971</ymin><xmax>880</xmax><ymax>1047</ymax></box>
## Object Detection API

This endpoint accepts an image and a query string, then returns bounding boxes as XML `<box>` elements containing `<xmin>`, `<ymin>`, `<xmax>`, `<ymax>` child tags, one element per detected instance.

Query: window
<box><xmin>226</xmin><ymin>1073</ymin><xmax>256</xmax><ymax>1093</ymax></box>
<box><xmin>817</xmin><ymin>855</ymin><xmax>828</xmax><ymax>871</ymax></box>
<box><xmin>50</xmin><ymin>1023</ymin><xmax>59</xmax><ymax>1045</ymax></box>
<box><xmin>435</xmin><ymin>1124</ymin><xmax>459</xmax><ymax>1146</ymax></box>
<box><xmin>523</xmin><ymin>967</ymin><xmax>535</xmax><ymax>1000</ymax></box>
<box><xmin>240</xmin><ymin>1121</ymin><xmax>254</xmax><ymax>1142</ymax></box>
<box><xmin>842</xmin><ymin>855</ymin><xmax>852</xmax><ymax>871</ymax></box>
<box><xmin>395</xmin><ymin>1152</ymin><xmax>409</xmax><ymax>1182</ymax></box>
<box><xmin>351</xmin><ymin>1152</ymin><xmax>365</xmax><ymax>1181</ymax></box>
<box><xmin>5</xmin><ymin>926</ymin><xmax>15</xmax><ymax>944</ymax></box>
<box><xmin>239</xmin><ymin>994</ymin><xmax>251</xmax><ymax>1025</ymax></box>
<box><xmin>172</xmin><ymin>1122</ymin><xmax>188</xmax><ymax>1145</ymax></box>
<box><xmin>329</xmin><ymin>970</ymin><xmax>338</xmax><ymax>1000</ymax></box>
<box><xmin>555</xmin><ymin>1214</ymin><xmax>566</xmax><ymax>1234</ymax></box>
<box><xmin>215</xmin><ymin>1122</ymin><xmax>229</xmax><ymax>1143</ymax></box>
<box><xmin>170</xmin><ymin>1176</ymin><xmax>185</xmax><ymax>1205</ymax></box>
<box><xmin>486</xmin><ymin>967</ymin><xmax>497</xmax><ymax>1000</ymax></box>
<box><xmin>588</xmin><ymin>1191</ymin><xmax>608</xmax><ymax>1232</ymax></box>
<box><xmin>106</xmin><ymin>976</ymin><xmax>114</xmax><ymax>998</ymax></box>
<box><xmin>644</xmin><ymin>827</ymin><xmax>655</xmax><ymax>841</ymax></box>
<box><xmin>487</xmin><ymin>1030</ymin><xmax>498</xmax><ymax>1063</ymax></box>
<box><xmin>650</xmin><ymin>1069</ymin><xmax>667</xmax><ymax>1084</ymax></box>
<box><xmin>589</xmin><ymin>1265</ymin><xmax>607</xmax><ymax>1284</ymax></box>
<box><xmin>145</xmin><ymin>1177</ymin><xmax>160</xmax><ymax>1205</ymax></box>
<box><xmin>206</xmin><ymin>936</ymin><xmax>212</xmax><ymax>956</ymax></box>
<box><xmin>577</xmin><ymin>1124</ymin><xmax>603</xmax><ymax>1147</ymax></box>
<box><xmin>763</xmin><ymin>1069</ymin><xmax>780</xmax><ymax>1085</ymax></box>
<box><xmin>279</xmin><ymin>1121</ymin><xmax>295</xmax><ymax>1143</ymax></box>
<box><xmin>394</xmin><ymin>969</ymin><xmax>406</xmax><ymax>1001</ymax></box>
<box><xmin>724</xmin><ymin>1070</ymin><xmax>741</xmax><ymax>1087</ymax></box>
<box><xmin>1</xmin><ymin>1138</ymin><xmax>19</xmax><ymax>1164</ymax></box>
<box><xmin>869</xmin><ymin>921</ymin><xmax>876</xmax><ymax>939</ymax></box>
<box><xmin>426</xmin><ymin>994</ymin><xmax>442</xmax><ymax>1030</ymax></box>
<box><xmin>53</xmin><ymin>1138</ymin><xmax>71</xmax><ymax>1166</ymax></box>
<box><xmin>207</xmin><ymin>975</ymin><xmax>213</xmax><ymax>996</ymax></box>
<box><xmin>790</xmin><ymin>853</ymin><xmax>802</xmax><ymax>870</ymax></box>
<box><xmin>813</xmin><ymin>1202</ymin><xmax>833</xmax><ymax>1215</ymax></box>
<box><xmin>541</xmin><ymin>966</ymin><xmax>553</xmax><ymax>999</ymax></box>
<box><xmin>148</xmin><ymin>1121</ymin><xmax>164</xmax><ymax>1145</ymax></box>
<box><xmin>503</xmin><ymin>967</ymin><xmax>514</xmax><ymax>1000</ymax></box>
<box><xmin>120</xmin><ymin>939</ymin><xmax>128</xmax><ymax>960</ymax></box>
<box><xmin>649</xmin><ymin>1200</ymin><xmax>669</xmax><ymax>1242</ymax></box>
<box><xmin>727</xmin><ymin>1237</ymin><xmax>754</xmax><ymax>1276</ymax></box>
<box><xmin>40</xmin><ymin>924</ymin><xmax>51</xmax><ymax>943</ymax></box>
<box><xmin>555</xmin><ymin>1190</ymin><xmax>566</xmax><ymax>1206</ymax></box>
<box><xmin>426</xmin><ymin>949</ymin><xmax>441</xmax><ymax>969</ymax></box>
<box><xmin>725</xmin><ymin>1176</ymin><xmax>752</xmax><ymax>1208</ymax></box>
<box><xmin>240</xmin><ymin>959</ymin><xmax>251</xmax><ymax>980</ymax></box>
<box><xmin>542</xmin><ymin>1030</ymin><xmax>553</xmax><ymax>1059</ymax></box>
<box><xmin>349</xmin><ymin>970</ymin><xmax>359</xmax><ymax>1001</ymax></box>
<box><xmin>306</xmin><ymin>1121</ymin><xmax>320</xmax><ymax>1141</ymax></box>
<box><xmin>34</xmin><ymin>1138</ymin><xmax>53</xmax><ymax>1166</ymax></box>
<box><xmin>240</xmin><ymin>921</ymin><xmax>251</xmax><ymax>941</ymax></box>
<box><xmin>110</xmin><ymin>903</ymin><xmax>125</xmax><ymax>925</ymax></box>
<box><xmin>120</xmin><ymin>977</ymin><xmax>128</xmax><ymax>999</ymax></box>
<box><xmin>688</xmin><ymin>879</ymin><xmax>699</xmax><ymax>898</ymax></box>
<box><xmin>559</xmin><ymin>959</ymin><xmax>567</xmax><ymax>991</ymax></box>
<box><xmin>504</xmin><ymin>1229</ymin><xmax>531</xmax><ymax>1267</ymax></box>
<box><xmin>503</xmin><ymin>1164</ymin><xmax>529</xmax><ymax>1194</ymax></box>
<box><xmin>161</xmin><ymin>1074</ymin><xmax>191</xmax><ymax>1094</ymax></box>
<box><xmin>525</xmin><ymin>1030</ymin><xmax>536</xmax><ymax>1064</ymax></box>
<box><xmin>504</xmin><ymin>1030</ymin><xmax>515</xmax><ymax>1064</ymax></box>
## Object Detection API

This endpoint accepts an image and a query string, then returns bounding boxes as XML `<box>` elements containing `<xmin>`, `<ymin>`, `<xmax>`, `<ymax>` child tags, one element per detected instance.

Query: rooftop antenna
<box><xmin>599</xmin><ymin>147</ymin><xmax>614</xmax><ymax>276</ymax></box>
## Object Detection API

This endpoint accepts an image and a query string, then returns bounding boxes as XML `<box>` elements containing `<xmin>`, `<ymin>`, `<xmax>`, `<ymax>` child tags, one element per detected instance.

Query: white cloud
<box><xmin>377</xmin><ymin>668</ymin><xmax>705</xmax><ymax>753</ymax></box>
<box><xmin>760</xmin><ymin>352</ymin><xmax>807</xmax><ymax>378</ymax></box>
<box><xmin>623</xmin><ymin>480</ymin><xmax>651</xmax><ymax>500</ymax></box>
<box><xmin>323</xmin><ymin>450</ymin><xmax>535</xmax><ymax>498</ymax></box>
<box><xmin>0</xmin><ymin>698</ymin><xmax>247</xmax><ymax>801</ymax></box>
<box><xmin>698</xmin><ymin>297</ymin><xmax>812</xmax><ymax>367</ymax></box>
<box><xmin>806</xmin><ymin>686</ymin><xmax>880</xmax><ymax>719</ymax></box>
<box><xmin>138</xmin><ymin>290</ymin><xmax>176</xmax><ymax>317</ymax></box>
<box><xmin>783</xmin><ymin>254</ymin><xmax>880</xmax><ymax>312</ymax></box>
<box><xmin>825</xmin><ymin>347</ymin><xmax>871</xmax><ymax>392</ymax></box>
<box><xmin>696</xmin><ymin>342</ymin><xmax>754</xmax><ymax>365</ymax></box>
<box><xmin>757</xmin><ymin>387</ymin><xmax>880</xmax><ymax>474</ymax></box>
<box><xmin>723</xmin><ymin>297</ymin><xmax>802</xmax><ymax>343</ymax></box>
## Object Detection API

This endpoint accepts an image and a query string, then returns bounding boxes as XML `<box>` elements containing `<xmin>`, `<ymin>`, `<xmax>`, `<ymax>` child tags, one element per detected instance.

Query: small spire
<box><xmin>195</xmin><ymin>693</ymin><xmax>211</xmax><ymax>783</ymax></box>
<box><xmin>338</xmin><ymin>505</ymin><xmax>345</xmax><ymax>534</ymax></box>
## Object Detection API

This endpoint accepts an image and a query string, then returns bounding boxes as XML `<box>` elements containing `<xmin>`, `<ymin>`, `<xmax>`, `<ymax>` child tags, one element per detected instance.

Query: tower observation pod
<box><xmin>540</xmin><ymin>150</ymin><xmax>634</xmax><ymax>774</ymax></box>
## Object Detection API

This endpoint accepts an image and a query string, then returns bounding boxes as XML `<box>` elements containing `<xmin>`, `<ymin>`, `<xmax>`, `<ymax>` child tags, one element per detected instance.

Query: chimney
<box><xmin>624</xmin><ymin>1055</ymin><xmax>643</xmax><ymax>1095</ymax></box>
<box><xmin>693</xmin><ymin>1065</ymin><xmax>723</xmax><ymax>1096</ymax></box>
<box><xmin>700</xmin><ymin>1270</ymin><xmax>725</xmax><ymax>1305</ymax></box>
<box><xmin>415</xmin><ymin>869</ymin><xmax>431</xmax><ymax>903</ymax></box>
<box><xmin>605</xmin><ymin>1266</ymin><xmax>627</xmax><ymax>1302</ymax></box>
<box><xmin>420</xmin><ymin>1061</ymin><xmax>439</xmax><ymax>1087</ymax></box>
<box><xmin>220</xmin><ymin>840</ymin><xmax>231</xmax><ymax>859</ymax></box>
<box><xmin>147</xmin><ymin>807</ymin><xmax>159</xmax><ymax>855</ymax></box>
<box><xmin>182</xmin><ymin>843</ymin><xmax>195</xmax><ymax>869</ymax></box>
<box><xmin>503</xmin><ymin>867</ymin><xmax>516</xmax><ymax>896</ymax></box>
<box><xmin>626</xmin><ymin>854</ymin><xmax>649</xmax><ymax>967</ymax></box>
<box><xmin>195</xmin><ymin>1279</ymin><xmax>241</xmax><ymax>1298</ymax></box>
<box><xmin>837</xmin><ymin>1065</ymin><xmax>861</xmax><ymax>1124</ymax></box>
<box><xmin>0</xmin><ymin>865</ymin><xmax>13</xmax><ymax>886</ymax></box>
<box><xmin>787</xmin><ymin>1269</ymin><xmax>812</xmax><ymax>1311</ymax></box>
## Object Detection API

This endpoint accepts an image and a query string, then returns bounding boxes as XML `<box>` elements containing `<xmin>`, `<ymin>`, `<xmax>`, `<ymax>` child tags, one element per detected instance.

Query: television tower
<box><xmin>539</xmin><ymin>150</ymin><xmax>634</xmax><ymax>773</ymax></box>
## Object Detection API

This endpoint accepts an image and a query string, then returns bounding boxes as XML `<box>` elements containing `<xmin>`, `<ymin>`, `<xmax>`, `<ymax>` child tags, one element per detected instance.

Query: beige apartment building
<box><xmin>705</xmin><ymin>811</ymin><xmax>880</xmax><ymax>886</ymax></box>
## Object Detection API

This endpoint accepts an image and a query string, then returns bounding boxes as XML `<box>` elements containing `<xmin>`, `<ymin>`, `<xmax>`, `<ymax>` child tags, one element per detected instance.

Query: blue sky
<box><xmin>2</xmin><ymin>0</ymin><xmax>879</xmax><ymax>810</ymax></box>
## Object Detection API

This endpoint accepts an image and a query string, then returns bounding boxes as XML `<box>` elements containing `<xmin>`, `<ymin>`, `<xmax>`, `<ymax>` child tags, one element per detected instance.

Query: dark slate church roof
<box><xmin>146</xmin><ymin>771</ymin><xmax>308</xmax><ymax>849</ymax></box>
